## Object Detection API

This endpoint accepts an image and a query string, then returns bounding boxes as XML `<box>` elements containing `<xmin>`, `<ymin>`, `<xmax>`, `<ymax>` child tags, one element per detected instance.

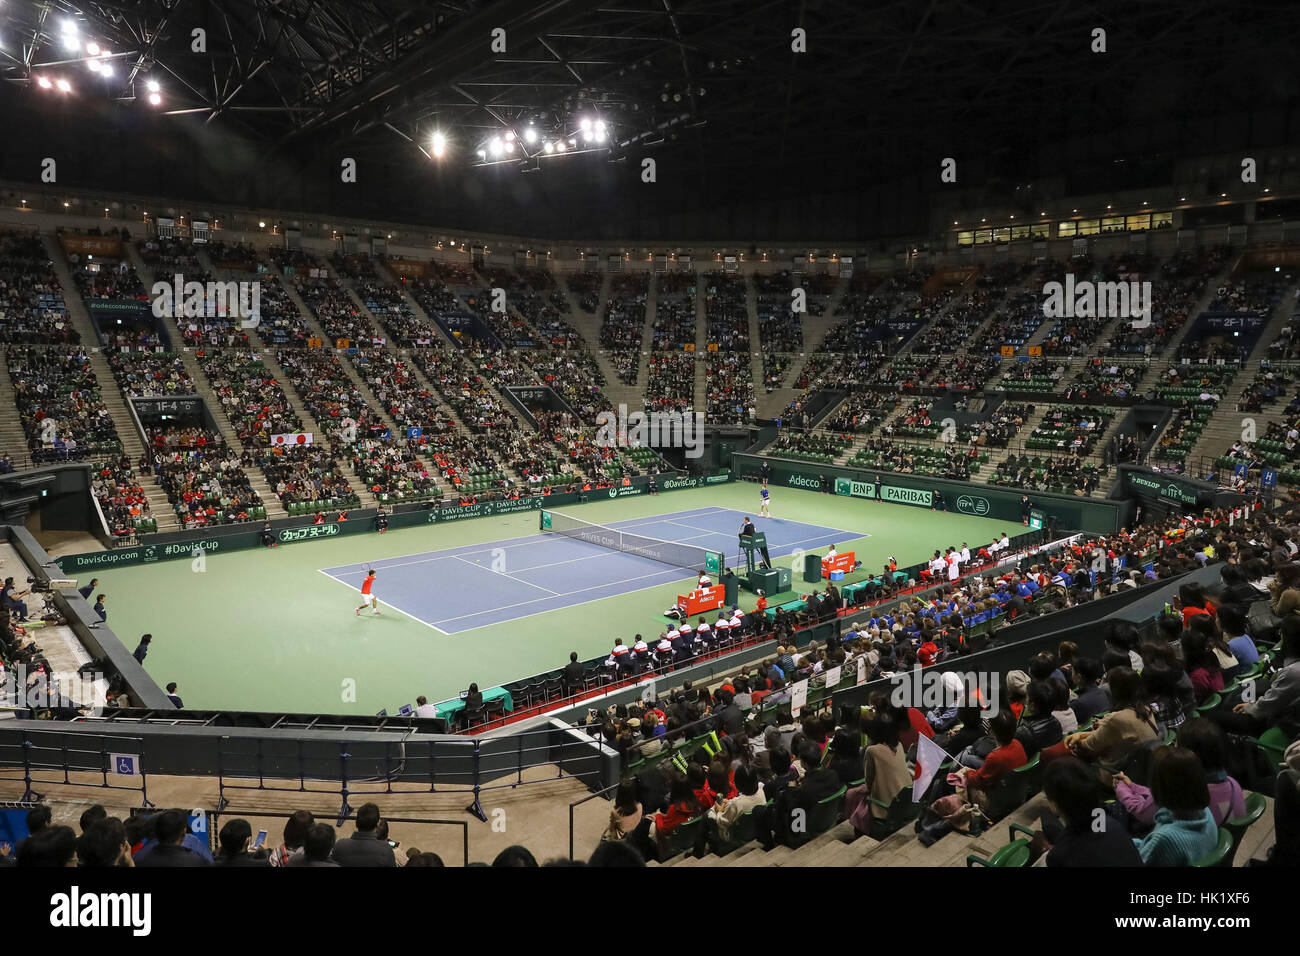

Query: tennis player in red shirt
<box><xmin>356</xmin><ymin>569</ymin><xmax>380</xmax><ymax>616</ymax></box>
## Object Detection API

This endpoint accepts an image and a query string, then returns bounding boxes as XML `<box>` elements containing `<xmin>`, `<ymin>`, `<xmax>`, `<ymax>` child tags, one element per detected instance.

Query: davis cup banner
<box><xmin>271</xmin><ymin>432</ymin><xmax>314</xmax><ymax>446</ymax></box>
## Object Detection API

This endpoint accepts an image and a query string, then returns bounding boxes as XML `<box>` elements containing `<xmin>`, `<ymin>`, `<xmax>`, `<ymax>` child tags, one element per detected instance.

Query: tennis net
<box><xmin>540</xmin><ymin>509</ymin><xmax>723</xmax><ymax>576</ymax></box>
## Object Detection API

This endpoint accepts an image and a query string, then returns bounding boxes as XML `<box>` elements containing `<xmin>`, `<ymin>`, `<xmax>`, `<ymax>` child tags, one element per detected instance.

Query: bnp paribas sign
<box><xmin>834</xmin><ymin>477</ymin><xmax>876</xmax><ymax>499</ymax></box>
<box><xmin>881</xmin><ymin>485</ymin><xmax>933</xmax><ymax>507</ymax></box>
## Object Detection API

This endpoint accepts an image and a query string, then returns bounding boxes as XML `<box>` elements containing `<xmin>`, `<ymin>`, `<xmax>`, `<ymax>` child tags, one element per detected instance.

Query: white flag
<box><xmin>913</xmin><ymin>732</ymin><xmax>950</xmax><ymax>803</ymax></box>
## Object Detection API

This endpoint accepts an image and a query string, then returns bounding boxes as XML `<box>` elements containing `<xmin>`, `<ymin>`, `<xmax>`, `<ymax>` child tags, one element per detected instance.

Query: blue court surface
<box><xmin>320</xmin><ymin>506</ymin><xmax>865</xmax><ymax>633</ymax></box>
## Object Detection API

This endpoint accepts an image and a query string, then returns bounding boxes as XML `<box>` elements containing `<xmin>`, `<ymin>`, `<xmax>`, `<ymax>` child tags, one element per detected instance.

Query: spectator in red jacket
<box><xmin>965</xmin><ymin>710</ymin><xmax>1028</xmax><ymax>798</ymax></box>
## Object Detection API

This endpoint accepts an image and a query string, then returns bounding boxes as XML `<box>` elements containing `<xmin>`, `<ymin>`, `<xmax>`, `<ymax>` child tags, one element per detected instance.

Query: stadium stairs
<box><xmin>1126</xmin><ymin>254</ymin><xmax>1242</xmax><ymax>396</ymax></box>
<box><xmin>124</xmin><ymin>249</ymin><xmax>300</xmax><ymax>521</ymax></box>
<box><xmin>799</xmin><ymin>275</ymin><xmax>852</xmax><ymax>359</ymax></box>
<box><xmin>274</xmin><ymin>263</ymin><xmax>470</xmax><ymax>493</ymax></box>
<box><xmin>690</xmin><ymin>277</ymin><xmax>707</xmax><ymax>411</ymax></box>
<box><xmin>170</xmin><ymin>348</ymin><xmax>285</xmax><ymax>519</ymax></box>
<box><xmin>255</xmin><ymin>348</ymin><xmax>378</xmax><ymax>511</ymax></box>
<box><xmin>1183</xmin><ymin>277</ymin><xmax>1300</xmax><ymax>473</ymax></box>
<box><xmin>618</xmin><ymin>272</ymin><xmax>657</xmax><ymax>393</ymax></box>
<box><xmin>469</xmin><ymin>265</ymin><xmax>547</xmax><ymax>347</ymax></box>
<box><xmin>43</xmin><ymin>237</ymin><xmax>180</xmax><ymax>530</ymax></box>
<box><xmin>553</xmin><ymin>271</ymin><xmax>632</xmax><ymax>392</ymax></box>
<box><xmin>646</xmin><ymin>776</ymin><xmax>1277</xmax><ymax>869</ymax></box>
<box><xmin>745</xmin><ymin>275</ymin><xmax>765</xmax><ymax>401</ymax></box>
<box><xmin>365</xmin><ymin>260</ymin><xmax>537</xmax><ymax>479</ymax></box>
<box><xmin>0</xmin><ymin>352</ymin><xmax>33</xmax><ymax>463</ymax></box>
<box><xmin>603</xmin><ymin>274</ymin><xmax>658</xmax><ymax>398</ymax></box>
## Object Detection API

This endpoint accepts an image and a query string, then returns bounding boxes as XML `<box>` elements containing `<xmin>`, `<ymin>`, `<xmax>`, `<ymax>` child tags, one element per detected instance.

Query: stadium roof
<box><xmin>3</xmin><ymin>0</ymin><xmax>1299</xmax><ymax>240</ymax></box>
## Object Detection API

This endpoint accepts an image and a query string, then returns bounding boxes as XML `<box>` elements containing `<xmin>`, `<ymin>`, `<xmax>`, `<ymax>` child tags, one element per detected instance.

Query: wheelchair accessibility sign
<box><xmin>109</xmin><ymin>753</ymin><xmax>141</xmax><ymax>776</ymax></box>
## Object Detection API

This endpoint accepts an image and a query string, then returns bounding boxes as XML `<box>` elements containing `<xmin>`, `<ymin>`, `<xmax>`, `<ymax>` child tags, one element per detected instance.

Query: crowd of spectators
<box><xmin>532</xmin><ymin>350</ymin><xmax>613</xmax><ymax>426</ymax></box>
<box><xmin>567</xmin><ymin>271</ymin><xmax>602</xmax><ymax>313</ymax></box>
<box><xmin>931</xmin><ymin>355</ymin><xmax>1000</xmax><ymax>392</ymax></box>
<box><xmin>195</xmin><ymin>350</ymin><xmax>302</xmax><ymax>446</ymax></box>
<box><xmin>825</xmin><ymin>392</ymin><xmax>890</xmax><ymax>433</ymax></box>
<box><xmin>702</xmin><ymin>270</ymin><xmax>754</xmax><ymax>353</ymax></box>
<box><xmin>409</xmin><ymin>348</ymin><xmax>515</xmax><ymax>433</ymax></box>
<box><xmin>1065</xmin><ymin>359</ymin><xmax>1147</xmax><ymax>401</ymax></box>
<box><xmin>0</xmin><ymin>232</ymin><xmax>77</xmax><ymax>344</ymax></box>
<box><xmin>255</xmin><ymin>444</ymin><xmax>356</xmax><ymax>509</ymax></box>
<box><xmin>645</xmin><ymin>353</ymin><xmax>696</xmax><ymax>414</ymax></box>
<box><xmin>849</xmin><ymin>438</ymin><xmax>978</xmax><ymax>481</ymax></box>
<box><xmin>106</xmin><ymin>350</ymin><xmax>194</xmax><ymax>398</ymax></box>
<box><xmin>967</xmin><ymin>291</ymin><xmax>1045</xmax><ymax>355</ymax></box>
<box><xmin>276</xmin><ymin>349</ymin><xmax>387</xmax><ymax>442</ymax></box>
<box><xmin>143</xmin><ymin>429</ymin><xmax>262</xmax><ymax>528</ymax></box>
<box><xmin>137</xmin><ymin>237</ymin><xmax>204</xmax><ymax>276</ymax></box>
<box><xmin>1100</xmin><ymin>249</ymin><xmax>1227</xmax><ymax>356</ymax></box>
<box><xmin>7</xmin><ymin>803</ymin><xmax>458</xmax><ymax>869</ymax></box>
<box><xmin>8</xmin><ymin>346</ymin><xmax>120</xmax><ymax>461</ymax></box>
<box><xmin>349</xmin><ymin>437</ymin><xmax>441</xmax><ymax>502</ymax></box>
<box><xmin>600</xmin><ymin>274</ymin><xmax>648</xmax><ymax>383</ymax></box>
<box><xmin>348</xmin><ymin>349</ymin><xmax>450</xmax><ymax>435</ymax></box>
<box><xmin>754</xmin><ymin>272</ymin><xmax>804</xmax><ymax>353</ymax></box>
<box><xmin>910</xmin><ymin>287</ymin><xmax>992</xmax><ymax>355</ymax></box>
<box><xmin>1238</xmin><ymin>368</ymin><xmax>1296</xmax><ymax>414</ymax></box>
<box><xmin>652</xmin><ymin>279</ymin><xmax>697</xmax><ymax>351</ymax></box>
<box><xmin>328</xmin><ymin>252</ymin><xmax>379</xmax><ymax>282</ymax></box>
<box><xmin>69</xmin><ymin>256</ymin><xmax>147</xmax><ymax>303</ymax></box>
<box><xmin>90</xmin><ymin>455</ymin><xmax>154</xmax><ymax>536</ymax></box>
<box><xmin>580</xmin><ymin>503</ymin><xmax>1300</xmax><ymax>865</ymax></box>
<box><xmin>704</xmin><ymin>352</ymin><xmax>754</xmax><ymax>424</ymax></box>
<box><xmin>206</xmin><ymin>240</ymin><xmax>258</xmax><ymax>272</ymax></box>
<box><xmin>358</xmin><ymin>278</ymin><xmax>440</xmax><ymax>346</ymax></box>
<box><xmin>297</xmin><ymin>270</ymin><xmax>382</xmax><ymax>345</ymax></box>
<box><xmin>990</xmin><ymin>451</ymin><xmax>1104</xmax><ymax>496</ymax></box>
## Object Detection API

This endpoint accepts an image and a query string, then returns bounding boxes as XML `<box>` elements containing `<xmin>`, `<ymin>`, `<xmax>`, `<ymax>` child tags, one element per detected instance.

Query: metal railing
<box><xmin>0</xmin><ymin>731</ymin><xmax>153</xmax><ymax>807</ymax></box>
<box><xmin>211</xmin><ymin>724</ymin><xmax>613</xmax><ymax>824</ymax></box>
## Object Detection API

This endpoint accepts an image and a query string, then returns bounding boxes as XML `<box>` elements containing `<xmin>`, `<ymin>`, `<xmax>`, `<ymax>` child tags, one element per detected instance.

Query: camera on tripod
<box><xmin>26</xmin><ymin>576</ymin><xmax>50</xmax><ymax>594</ymax></box>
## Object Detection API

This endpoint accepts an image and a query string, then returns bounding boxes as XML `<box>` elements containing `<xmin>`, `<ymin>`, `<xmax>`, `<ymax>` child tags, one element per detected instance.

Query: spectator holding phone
<box><xmin>215</xmin><ymin>819</ymin><xmax>270</xmax><ymax>867</ymax></box>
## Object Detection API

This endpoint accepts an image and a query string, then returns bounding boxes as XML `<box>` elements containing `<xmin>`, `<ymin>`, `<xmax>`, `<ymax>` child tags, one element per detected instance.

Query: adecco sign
<box><xmin>786</xmin><ymin>474</ymin><xmax>822</xmax><ymax>490</ymax></box>
<box><xmin>956</xmin><ymin>494</ymin><xmax>991</xmax><ymax>516</ymax></box>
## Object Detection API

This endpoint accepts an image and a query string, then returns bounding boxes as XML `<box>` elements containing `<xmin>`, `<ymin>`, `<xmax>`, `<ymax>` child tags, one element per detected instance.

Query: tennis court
<box><xmin>319</xmin><ymin>505</ymin><xmax>863</xmax><ymax>633</ymax></box>
<box><xmin>99</xmin><ymin>483</ymin><xmax>1010</xmax><ymax>713</ymax></box>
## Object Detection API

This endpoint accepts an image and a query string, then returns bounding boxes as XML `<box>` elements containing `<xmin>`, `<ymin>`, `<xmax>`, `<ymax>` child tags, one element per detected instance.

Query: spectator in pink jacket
<box><xmin>1111</xmin><ymin>719</ymin><xmax>1245</xmax><ymax>827</ymax></box>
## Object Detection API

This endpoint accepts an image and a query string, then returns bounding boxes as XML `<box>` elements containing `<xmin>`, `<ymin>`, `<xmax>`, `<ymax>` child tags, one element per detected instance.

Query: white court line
<box><xmin>319</xmin><ymin>505</ymin><xmax>734</xmax><ymax>575</ymax></box>
<box><xmin>451</xmin><ymin>554</ymin><xmax>559</xmax><ymax>595</ymax></box>
<box><xmin>320</xmin><ymin>505</ymin><xmax>867</xmax><ymax>633</ymax></box>
<box><xmin>315</xmin><ymin>568</ymin><xmax>450</xmax><ymax>635</ymax></box>
<box><xmin>429</xmin><ymin>527</ymin><xmax>858</xmax><ymax>630</ymax></box>
<box><xmin>488</xmin><ymin>530</ymin><xmax>721</xmax><ymax>576</ymax></box>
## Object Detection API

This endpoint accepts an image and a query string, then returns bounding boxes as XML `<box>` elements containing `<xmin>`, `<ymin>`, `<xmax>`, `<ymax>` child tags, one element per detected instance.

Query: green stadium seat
<box><xmin>658</xmin><ymin>814</ymin><xmax>707</xmax><ymax>861</ymax></box>
<box><xmin>967</xmin><ymin>838</ymin><xmax>1032</xmax><ymax>867</ymax></box>
<box><xmin>1190</xmin><ymin>828</ymin><xmax>1234</xmax><ymax>868</ymax></box>
<box><xmin>867</xmin><ymin>784</ymin><xmax>920</xmax><ymax>838</ymax></box>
